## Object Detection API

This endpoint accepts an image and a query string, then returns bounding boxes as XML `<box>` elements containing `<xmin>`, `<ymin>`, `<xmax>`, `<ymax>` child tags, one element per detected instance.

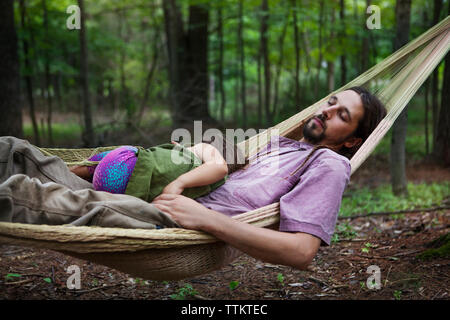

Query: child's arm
<box><xmin>161</xmin><ymin>142</ymin><xmax>228</xmax><ymax>195</ymax></box>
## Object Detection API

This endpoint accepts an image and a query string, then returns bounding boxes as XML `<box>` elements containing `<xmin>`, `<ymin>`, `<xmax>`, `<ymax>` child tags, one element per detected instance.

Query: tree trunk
<box><xmin>361</xmin><ymin>0</ymin><xmax>371</xmax><ymax>72</ymax></box>
<box><xmin>314</xmin><ymin>0</ymin><xmax>324</xmax><ymax>99</ymax></box>
<box><xmin>0</xmin><ymin>0</ymin><xmax>23</xmax><ymax>138</ymax></box>
<box><xmin>186</xmin><ymin>4</ymin><xmax>210</xmax><ymax>122</ymax></box>
<box><xmin>19</xmin><ymin>0</ymin><xmax>39</xmax><ymax>145</ymax></box>
<box><xmin>292</xmin><ymin>0</ymin><xmax>301</xmax><ymax>110</ymax></box>
<box><xmin>433</xmin><ymin>3</ymin><xmax>450</xmax><ymax>165</ymax></box>
<box><xmin>78</xmin><ymin>0</ymin><xmax>95</xmax><ymax>147</ymax></box>
<box><xmin>42</xmin><ymin>0</ymin><xmax>53</xmax><ymax>145</ymax></box>
<box><xmin>340</xmin><ymin>0</ymin><xmax>347</xmax><ymax>86</ymax></box>
<box><xmin>390</xmin><ymin>0</ymin><xmax>411</xmax><ymax>196</ymax></box>
<box><xmin>257</xmin><ymin>45</ymin><xmax>263</xmax><ymax>127</ymax></box>
<box><xmin>431</xmin><ymin>0</ymin><xmax>443</xmax><ymax>154</ymax></box>
<box><xmin>261</xmin><ymin>0</ymin><xmax>272</xmax><ymax>127</ymax></box>
<box><xmin>238</xmin><ymin>0</ymin><xmax>247</xmax><ymax>129</ymax></box>
<box><xmin>137</xmin><ymin>22</ymin><xmax>160</xmax><ymax>127</ymax></box>
<box><xmin>162</xmin><ymin>1</ymin><xmax>212</xmax><ymax>127</ymax></box>
<box><xmin>217</xmin><ymin>7</ymin><xmax>226</xmax><ymax>124</ymax></box>
<box><xmin>327</xmin><ymin>8</ymin><xmax>336</xmax><ymax>92</ymax></box>
<box><xmin>272</xmin><ymin>16</ymin><xmax>288</xmax><ymax>119</ymax></box>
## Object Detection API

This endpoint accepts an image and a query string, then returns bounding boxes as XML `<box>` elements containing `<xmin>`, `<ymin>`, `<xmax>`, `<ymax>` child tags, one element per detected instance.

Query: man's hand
<box><xmin>151</xmin><ymin>193</ymin><xmax>213</xmax><ymax>230</ymax></box>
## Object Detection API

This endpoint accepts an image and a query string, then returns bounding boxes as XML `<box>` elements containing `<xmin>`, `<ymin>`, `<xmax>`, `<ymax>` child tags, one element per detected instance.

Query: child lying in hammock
<box><xmin>70</xmin><ymin>137</ymin><xmax>248</xmax><ymax>203</ymax></box>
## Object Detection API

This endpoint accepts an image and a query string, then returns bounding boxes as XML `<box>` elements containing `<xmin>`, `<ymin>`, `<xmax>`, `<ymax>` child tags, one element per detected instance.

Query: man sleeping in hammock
<box><xmin>0</xmin><ymin>86</ymin><xmax>386</xmax><ymax>271</ymax></box>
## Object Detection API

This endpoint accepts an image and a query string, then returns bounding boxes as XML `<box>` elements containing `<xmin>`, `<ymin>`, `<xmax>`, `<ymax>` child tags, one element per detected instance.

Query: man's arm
<box><xmin>151</xmin><ymin>194</ymin><xmax>321</xmax><ymax>270</ymax></box>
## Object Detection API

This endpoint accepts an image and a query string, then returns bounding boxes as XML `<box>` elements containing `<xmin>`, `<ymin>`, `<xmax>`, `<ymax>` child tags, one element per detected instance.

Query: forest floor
<box><xmin>0</xmin><ymin>157</ymin><xmax>448</xmax><ymax>300</ymax></box>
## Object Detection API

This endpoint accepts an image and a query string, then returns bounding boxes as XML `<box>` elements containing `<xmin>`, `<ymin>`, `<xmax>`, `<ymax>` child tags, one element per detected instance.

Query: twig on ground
<box><xmin>70</xmin><ymin>281</ymin><xmax>126</xmax><ymax>295</ymax></box>
<box><xmin>4</xmin><ymin>279</ymin><xmax>33</xmax><ymax>285</ymax></box>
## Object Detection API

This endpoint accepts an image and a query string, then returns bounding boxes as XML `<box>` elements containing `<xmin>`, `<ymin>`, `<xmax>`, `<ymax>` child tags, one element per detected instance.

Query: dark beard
<box><xmin>302</xmin><ymin>115</ymin><xmax>326</xmax><ymax>144</ymax></box>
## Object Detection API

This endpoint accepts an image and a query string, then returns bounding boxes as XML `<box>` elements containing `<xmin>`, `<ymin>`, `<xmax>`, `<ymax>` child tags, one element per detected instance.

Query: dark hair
<box><xmin>202</xmin><ymin>135</ymin><xmax>249</xmax><ymax>174</ymax></box>
<box><xmin>338</xmin><ymin>86</ymin><xmax>387</xmax><ymax>159</ymax></box>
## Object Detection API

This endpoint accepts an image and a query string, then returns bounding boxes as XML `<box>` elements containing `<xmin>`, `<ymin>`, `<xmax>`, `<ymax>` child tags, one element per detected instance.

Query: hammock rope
<box><xmin>0</xmin><ymin>16</ymin><xmax>449</xmax><ymax>280</ymax></box>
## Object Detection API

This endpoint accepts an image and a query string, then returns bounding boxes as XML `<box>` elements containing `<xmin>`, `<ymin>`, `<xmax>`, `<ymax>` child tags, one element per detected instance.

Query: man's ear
<box><xmin>343</xmin><ymin>136</ymin><xmax>362</xmax><ymax>149</ymax></box>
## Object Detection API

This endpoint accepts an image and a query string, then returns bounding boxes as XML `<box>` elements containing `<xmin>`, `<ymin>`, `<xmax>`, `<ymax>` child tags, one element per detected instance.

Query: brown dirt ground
<box><xmin>0</xmin><ymin>160</ymin><xmax>449</xmax><ymax>300</ymax></box>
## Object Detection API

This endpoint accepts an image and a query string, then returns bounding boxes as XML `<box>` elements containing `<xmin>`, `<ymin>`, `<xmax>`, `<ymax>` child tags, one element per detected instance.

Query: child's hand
<box><xmin>161</xmin><ymin>179</ymin><xmax>185</xmax><ymax>196</ymax></box>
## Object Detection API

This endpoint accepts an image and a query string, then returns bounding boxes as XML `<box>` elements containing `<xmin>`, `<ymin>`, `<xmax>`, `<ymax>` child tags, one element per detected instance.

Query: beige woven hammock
<box><xmin>0</xmin><ymin>17</ymin><xmax>449</xmax><ymax>280</ymax></box>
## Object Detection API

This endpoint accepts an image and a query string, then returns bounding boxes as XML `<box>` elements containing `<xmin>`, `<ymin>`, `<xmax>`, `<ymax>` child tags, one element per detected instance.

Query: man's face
<box><xmin>302</xmin><ymin>90</ymin><xmax>365</xmax><ymax>150</ymax></box>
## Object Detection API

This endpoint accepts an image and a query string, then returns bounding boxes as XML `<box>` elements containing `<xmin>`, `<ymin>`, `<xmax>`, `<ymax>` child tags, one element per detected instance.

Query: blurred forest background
<box><xmin>0</xmin><ymin>0</ymin><xmax>448</xmax><ymax>195</ymax></box>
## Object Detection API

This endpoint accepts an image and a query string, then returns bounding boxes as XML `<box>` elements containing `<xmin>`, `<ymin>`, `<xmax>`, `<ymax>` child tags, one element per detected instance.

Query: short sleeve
<box><xmin>278</xmin><ymin>156</ymin><xmax>351</xmax><ymax>246</ymax></box>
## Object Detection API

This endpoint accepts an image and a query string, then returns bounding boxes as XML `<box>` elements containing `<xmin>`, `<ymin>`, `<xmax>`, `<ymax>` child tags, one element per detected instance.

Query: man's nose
<box><xmin>322</xmin><ymin>105</ymin><xmax>338</xmax><ymax>119</ymax></box>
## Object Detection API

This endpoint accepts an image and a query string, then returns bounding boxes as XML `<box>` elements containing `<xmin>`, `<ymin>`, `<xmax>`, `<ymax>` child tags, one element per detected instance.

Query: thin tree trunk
<box><xmin>340</xmin><ymin>0</ymin><xmax>347</xmax><ymax>86</ymax></box>
<box><xmin>314</xmin><ymin>0</ymin><xmax>324</xmax><ymax>99</ymax></box>
<box><xmin>302</xmin><ymin>30</ymin><xmax>311</xmax><ymax>73</ymax></box>
<box><xmin>431</xmin><ymin>0</ymin><xmax>443</xmax><ymax>154</ymax></box>
<box><xmin>257</xmin><ymin>45</ymin><xmax>262</xmax><ymax>127</ymax></box>
<box><xmin>361</xmin><ymin>0</ymin><xmax>371</xmax><ymax>72</ymax></box>
<box><xmin>78</xmin><ymin>0</ymin><xmax>95</xmax><ymax>147</ymax></box>
<box><xmin>238</xmin><ymin>0</ymin><xmax>247</xmax><ymax>129</ymax></box>
<box><xmin>261</xmin><ymin>0</ymin><xmax>271</xmax><ymax>127</ymax></box>
<box><xmin>390</xmin><ymin>0</ymin><xmax>411</xmax><ymax>196</ymax></box>
<box><xmin>0</xmin><ymin>0</ymin><xmax>23</xmax><ymax>138</ymax></box>
<box><xmin>42</xmin><ymin>0</ymin><xmax>53</xmax><ymax>145</ymax></box>
<box><xmin>433</xmin><ymin>2</ymin><xmax>450</xmax><ymax>165</ymax></box>
<box><xmin>272</xmin><ymin>16</ymin><xmax>288</xmax><ymax>119</ymax></box>
<box><xmin>327</xmin><ymin>8</ymin><xmax>336</xmax><ymax>92</ymax></box>
<box><xmin>19</xmin><ymin>0</ymin><xmax>39</xmax><ymax>145</ymax></box>
<box><xmin>217</xmin><ymin>7</ymin><xmax>226</xmax><ymax>124</ymax></box>
<box><xmin>292</xmin><ymin>0</ymin><xmax>302</xmax><ymax>110</ymax></box>
<box><xmin>108</xmin><ymin>78</ymin><xmax>115</xmax><ymax>112</ymax></box>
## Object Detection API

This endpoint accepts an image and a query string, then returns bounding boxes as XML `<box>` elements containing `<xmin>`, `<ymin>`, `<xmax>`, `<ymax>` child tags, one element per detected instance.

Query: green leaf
<box><xmin>43</xmin><ymin>277</ymin><xmax>52</xmax><ymax>283</ymax></box>
<box><xmin>5</xmin><ymin>273</ymin><xmax>22</xmax><ymax>281</ymax></box>
<box><xmin>229</xmin><ymin>280</ymin><xmax>239</xmax><ymax>291</ymax></box>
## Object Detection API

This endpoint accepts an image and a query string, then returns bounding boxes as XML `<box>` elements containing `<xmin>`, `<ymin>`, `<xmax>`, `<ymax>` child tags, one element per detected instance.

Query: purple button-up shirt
<box><xmin>195</xmin><ymin>135</ymin><xmax>351</xmax><ymax>245</ymax></box>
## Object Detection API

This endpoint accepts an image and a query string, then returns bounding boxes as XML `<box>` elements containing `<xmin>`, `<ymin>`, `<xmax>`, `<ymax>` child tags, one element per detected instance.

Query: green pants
<box><xmin>0</xmin><ymin>136</ymin><xmax>179</xmax><ymax>229</ymax></box>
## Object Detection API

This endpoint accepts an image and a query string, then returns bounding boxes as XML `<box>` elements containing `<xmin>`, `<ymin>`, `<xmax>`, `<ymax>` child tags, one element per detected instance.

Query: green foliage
<box><xmin>393</xmin><ymin>290</ymin><xmax>402</xmax><ymax>300</ymax></box>
<box><xmin>228</xmin><ymin>280</ymin><xmax>239</xmax><ymax>291</ymax></box>
<box><xmin>43</xmin><ymin>277</ymin><xmax>52</xmax><ymax>283</ymax></box>
<box><xmin>332</xmin><ymin>222</ymin><xmax>358</xmax><ymax>243</ymax></box>
<box><xmin>340</xmin><ymin>181</ymin><xmax>449</xmax><ymax>218</ymax></box>
<box><xmin>361</xmin><ymin>242</ymin><xmax>374</xmax><ymax>254</ymax></box>
<box><xmin>5</xmin><ymin>273</ymin><xmax>22</xmax><ymax>281</ymax></box>
<box><xmin>276</xmin><ymin>273</ymin><xmax>285</xmax><ymax>286</ymax></box>
<box><xmin>417</xmin><ymin>233</ymin><xmax>450</xmax><ymax>261</ymax></box>
<box><xmin>169</xmin><ymin>283</ymin><xmax>199</xmax><ymax>300</ymax></box>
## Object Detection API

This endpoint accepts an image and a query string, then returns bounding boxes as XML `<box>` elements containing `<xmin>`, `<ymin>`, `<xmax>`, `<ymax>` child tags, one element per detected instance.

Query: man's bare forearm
<box><xmin>151</xmin><ymin>193</ymin><xmax>321</xmax><ymax>270</ymax></box>
<box><xmin>200</xmin><ymin>208</ymin><xmax>320</xmax><ymax>270</ymax></box>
